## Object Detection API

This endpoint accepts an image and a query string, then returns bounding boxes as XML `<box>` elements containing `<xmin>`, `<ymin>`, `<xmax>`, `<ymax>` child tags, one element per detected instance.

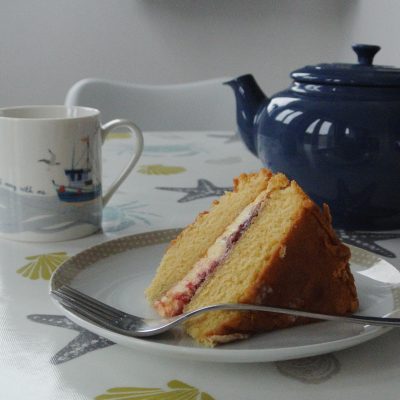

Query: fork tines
<box><xmin>51</xmin><ymin>285</ymin><xmax>126</xmax><ymax>326</ymax></box>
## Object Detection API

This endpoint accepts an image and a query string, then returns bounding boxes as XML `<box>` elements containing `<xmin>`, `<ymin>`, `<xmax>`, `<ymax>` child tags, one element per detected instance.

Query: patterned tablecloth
<box><xmin>2</xmin><ymin>130</ymin><xmax>400</xmax><ymax>400</ymax></box>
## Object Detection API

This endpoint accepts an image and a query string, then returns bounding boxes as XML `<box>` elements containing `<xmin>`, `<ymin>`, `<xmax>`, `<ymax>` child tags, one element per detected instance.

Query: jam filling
<box><xmin>154</xmin><ymin>191</ymin><xmax>269</xmax><ymax>317</ymax></box>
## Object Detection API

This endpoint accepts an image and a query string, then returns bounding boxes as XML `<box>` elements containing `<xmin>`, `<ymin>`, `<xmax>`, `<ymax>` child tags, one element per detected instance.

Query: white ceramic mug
<box><xmin>0</xmin><ymin>105</ymin><xmax>144</xmax><ymax>242</ymax></box>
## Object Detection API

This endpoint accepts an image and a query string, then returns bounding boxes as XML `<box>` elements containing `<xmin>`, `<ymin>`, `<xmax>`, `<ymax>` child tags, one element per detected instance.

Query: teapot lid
<box><xmin>291</xmin><ymin>44</ymin><xmax>400</xmax><ymax>87</ymax></box>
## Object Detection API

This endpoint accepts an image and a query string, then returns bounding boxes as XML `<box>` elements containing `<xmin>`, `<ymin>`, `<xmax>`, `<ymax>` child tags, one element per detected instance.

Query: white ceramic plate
<box><xmin>50</xmin><ymin>228</ymin><xmax>400</xmax><ymax>363</ymax></box>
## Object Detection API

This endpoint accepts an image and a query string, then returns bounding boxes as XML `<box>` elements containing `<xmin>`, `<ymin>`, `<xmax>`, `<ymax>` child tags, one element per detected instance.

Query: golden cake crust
<box><xmin>186</xmin><ymin>186</ymin><xmax>357</xmax><ymax>345</ymax></box>
<box><xmin>146</xmin><ymin>169</ymin><xmax>358</xmax><ymax>346</ymax></box>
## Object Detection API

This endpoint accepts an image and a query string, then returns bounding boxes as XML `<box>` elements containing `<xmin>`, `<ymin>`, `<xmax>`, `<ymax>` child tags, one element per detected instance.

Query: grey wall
<box><xmin>0</xmin><ymin>0</ymin><xmax>398</xmax><ymax>107</ymax></box>
<box><xmin>338</xmin><ymin>0</ymin><xmax>400</xmax><ymax>63</ymax></box>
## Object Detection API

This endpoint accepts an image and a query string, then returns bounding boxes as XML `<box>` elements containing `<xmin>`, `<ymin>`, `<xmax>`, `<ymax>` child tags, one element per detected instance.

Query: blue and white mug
<box><xmin>0</xmin><ymin>105</ymin><xmax>144</xmax><ymax>242</ymax></box>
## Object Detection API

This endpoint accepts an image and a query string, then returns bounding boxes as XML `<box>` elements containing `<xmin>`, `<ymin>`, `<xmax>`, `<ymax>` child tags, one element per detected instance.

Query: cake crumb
<box><xmin>279</xmin><ymin>245</ymin><xmax>287</xmax><ymax>258</ymax></box>
<box><xmin>254</xmin><ymin>284</ymin><xmax>273</xmax><ymax>304</ymax></box>
<box><xmin>207</xmin><ymin>333</ymin><xmax>250</xmax><ymax>346</ymax></box>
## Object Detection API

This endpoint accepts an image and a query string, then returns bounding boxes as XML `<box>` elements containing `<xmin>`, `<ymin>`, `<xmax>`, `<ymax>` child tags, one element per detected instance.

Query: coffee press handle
<box><xmin>100</xmin><ymin>119</ymin><xmax>144</xmax><ymax>206</ymax></box>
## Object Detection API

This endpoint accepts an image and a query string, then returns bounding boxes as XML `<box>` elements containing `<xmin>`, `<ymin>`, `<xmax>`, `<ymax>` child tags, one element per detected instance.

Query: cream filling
<box><xmin>154</xmin><ymin>190</ymin><xmax>270</xmax><ymax>317</ymax></box>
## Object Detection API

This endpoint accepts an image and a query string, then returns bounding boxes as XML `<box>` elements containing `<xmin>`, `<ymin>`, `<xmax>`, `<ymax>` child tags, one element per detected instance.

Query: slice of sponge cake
<box><xmin>145</xmin><ymin>169</ymin><xmax>273</xmax><ymax>304</ymax></box>
<box><xmin>146</xmin><ymin>169</ymin><xmax>358</xmax><ymax>346</ymax></box>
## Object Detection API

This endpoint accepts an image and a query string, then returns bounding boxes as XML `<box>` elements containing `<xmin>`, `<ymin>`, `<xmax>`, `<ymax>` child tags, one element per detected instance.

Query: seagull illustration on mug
<box><xmin>38</xmin><ymin>149</ymin><xmax>60</xmax><ymax>166</ymax></box>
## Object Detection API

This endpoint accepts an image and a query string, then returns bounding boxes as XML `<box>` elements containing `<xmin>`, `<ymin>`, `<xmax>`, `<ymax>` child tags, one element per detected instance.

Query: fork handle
<box><xmin>180</xmin><ymin>303</ymin><xmax>400</xmax><ymax>328</ymax></box>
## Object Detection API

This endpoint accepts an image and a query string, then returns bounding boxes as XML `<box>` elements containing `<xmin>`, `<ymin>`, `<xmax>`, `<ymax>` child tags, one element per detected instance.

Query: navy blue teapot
<box><xmin>226</xmin><ymin>44</ymin><xmax>400</xmax><ymax>230</ymax></box>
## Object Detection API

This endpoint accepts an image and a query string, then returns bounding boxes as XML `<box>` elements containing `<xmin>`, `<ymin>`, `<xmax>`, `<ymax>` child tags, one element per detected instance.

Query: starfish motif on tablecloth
<box><xmin>27</xmin><ymin>314</ymin><xmax>114</xmax><ymax>364</ymax></box>
<box><xmin>156</xmin><ymin>179</ymin><xmax>232</xmax><ymax>203</ymax></box>
<box><xmin>207</xmin><ymin>132</ymin><xmax>240</xmax><ymax>143</ymax></box>
<box><xmin>336</xmin><ymin>230</ymin><xmax>400</xmax><ymax>258</ymax></box>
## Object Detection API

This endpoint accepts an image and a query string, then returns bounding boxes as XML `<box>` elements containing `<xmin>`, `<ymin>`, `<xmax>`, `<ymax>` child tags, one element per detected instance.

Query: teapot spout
<box><xmin>224</xmin><ymin>74</ymin><xmax>268</xmax><ymax>155</ymax></box>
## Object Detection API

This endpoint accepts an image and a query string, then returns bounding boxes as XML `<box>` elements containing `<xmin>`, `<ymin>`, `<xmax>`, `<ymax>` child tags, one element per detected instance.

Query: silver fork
<box><xmin>50</xmin><ymin>285</ymin><xmax>400</xmax><ymax>337</ymax></box>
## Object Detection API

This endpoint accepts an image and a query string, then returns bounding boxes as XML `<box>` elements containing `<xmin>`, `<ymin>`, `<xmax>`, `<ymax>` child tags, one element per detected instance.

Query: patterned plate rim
<box><xmin>49</xmin><ymin>229</ymin><xmax>396</xmax><ymax>363</ymax></box>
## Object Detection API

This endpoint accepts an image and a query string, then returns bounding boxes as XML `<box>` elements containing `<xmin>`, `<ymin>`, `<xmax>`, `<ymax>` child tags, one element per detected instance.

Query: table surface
<box><xmin>2</xmin><ymin>130</ymin><xmax>400</xmax><ymax>400</ymax></box>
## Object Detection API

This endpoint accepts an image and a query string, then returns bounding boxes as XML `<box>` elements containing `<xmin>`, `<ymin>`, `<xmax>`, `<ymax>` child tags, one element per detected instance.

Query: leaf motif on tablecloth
<box><xmin>275</xmin><ymin>354</ymin><xmax>340</xmax><ymax>384</ymax></box>
<box><xmin>103</xmin><ymin>201</ymin><xmax>160</xmax><ymax>233</ymax></box>
<box><xmin>138</xmin><ymin>164</ymin><xmax>186</xmax><ymax>175</ymax></box>
<box><xmin>95</xmin><ymin>380</ymin><xmax>215</xmax><ymax>400</ymax></box>
<box><xmin>205</xmin><ymin>156</ymin><xmax>242</xmax><ymax>165</ymax></box>
<box><xmin>16</xmin><ymin>252</ymin><xmax>69</xmax><ymax>280</ymax></box>
<box><xmin>105</xmin><ymin>131</ymin><xmax>132</xmax><ymax>140</ymax></box>
<box><xmin>143</xmin><ymin>143</ymin><xmax>206</xmax><ymax>157</ymax></box>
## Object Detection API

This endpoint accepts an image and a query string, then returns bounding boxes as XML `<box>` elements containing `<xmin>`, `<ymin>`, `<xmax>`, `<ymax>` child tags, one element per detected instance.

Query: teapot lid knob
<box><xmin>352</xmin><ymin>44</ymin><xmax>381</xmax><ymax>66</ymax></box>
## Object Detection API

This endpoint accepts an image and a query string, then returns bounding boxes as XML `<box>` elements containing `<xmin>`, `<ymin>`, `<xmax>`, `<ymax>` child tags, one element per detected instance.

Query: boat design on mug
<box><xmin>52</xmin><ymin>136</ymin><xmax>101</xmax><ymax>203</ymax></box>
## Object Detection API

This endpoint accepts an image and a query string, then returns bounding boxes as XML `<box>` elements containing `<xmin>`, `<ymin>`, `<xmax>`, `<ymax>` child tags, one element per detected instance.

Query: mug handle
<box><xmin>100</xmin><ymin>119</ymin><xmax>144</xmax><ymax>206</ymax></box>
